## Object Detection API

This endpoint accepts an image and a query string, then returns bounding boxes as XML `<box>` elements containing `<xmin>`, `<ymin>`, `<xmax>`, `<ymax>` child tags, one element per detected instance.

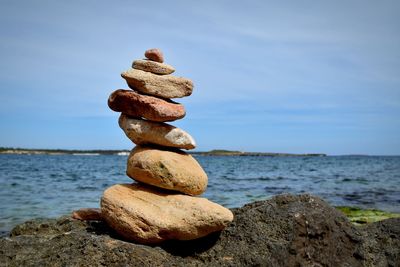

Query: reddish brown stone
<box><xmin>108</xmin><ymin>89</ymin><xmax>185</xmax><ymax>122</ymax></box>
<box><xmin>144</xmin><ymin>48</ymin><xmax>164</xmax><ymax>63</ymax></box>
<box><xmin>71</xmin><ymin>208</ymin><xmax>102</xmax><ymax>221</ymax></box>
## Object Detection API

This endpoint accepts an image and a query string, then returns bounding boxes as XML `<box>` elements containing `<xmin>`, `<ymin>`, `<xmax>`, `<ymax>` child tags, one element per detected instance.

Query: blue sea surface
<box><xmin>0</xmin><ymin>154</ymin><xmax>399</xmax><ymax>233</ymax></box>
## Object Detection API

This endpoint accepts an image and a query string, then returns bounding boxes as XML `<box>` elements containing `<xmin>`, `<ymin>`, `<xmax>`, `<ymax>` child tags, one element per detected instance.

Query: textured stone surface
<box><xmin>108</xmin><ymin>89</ymin><xmax>185</xmax><ymax>122</ymax></box>
<box><xmin>2</xmin><ymin>194</ymin><xmax>399</xmax><ymax>266</ymax></box>
<box><xmin>126</xmin><ymin>146</ymin><xmax>207</xmax><ymax>195</ymax></box>
<box><xmin>119</xmin><ymin>114</ymin><xmax>196</xmax><ymax>149</ymax></box>
<box><xmin>71</xmin><ymin>208</ymin><xmax>102</xmax><ymax>221</ymax></box>
<box><xmin>122</xmin><ymin>68</ymin><xmax>193</xmax><ymax>99</ymax></box>
<box><xmin>132</xmin><ymin>59</ymin><xmax>175</xmax><ymax>75</ymax></box>
<box><xmin>101</xmin><ymin>183</ymin><xmax>233</xmax><ymax>244</ymax></box>
<box><xmin>144</xmin><ymin>48</ymin><xmax>164</xmax><ymax>63</ymax></box>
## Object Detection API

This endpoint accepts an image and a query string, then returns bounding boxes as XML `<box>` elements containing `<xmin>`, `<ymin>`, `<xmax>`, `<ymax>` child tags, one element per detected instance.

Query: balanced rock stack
<box><xmin>102</xmin><ymin>48</ymin><xmax>233</xmax><ymax>244</ymax></box>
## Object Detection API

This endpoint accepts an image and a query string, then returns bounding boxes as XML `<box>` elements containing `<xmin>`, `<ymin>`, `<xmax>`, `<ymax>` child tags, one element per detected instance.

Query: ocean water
<box><xmin>0</xmin><ymin>154</ymin><xmax>399</xmax><ymax>233</ymax></box>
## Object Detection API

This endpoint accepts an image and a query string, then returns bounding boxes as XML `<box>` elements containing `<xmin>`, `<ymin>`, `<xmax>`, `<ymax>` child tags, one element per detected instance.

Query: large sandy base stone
<box><xmin>100</xmin><ymin>183</ymin><xmax>234</xmax><ymax>244</ymax></box>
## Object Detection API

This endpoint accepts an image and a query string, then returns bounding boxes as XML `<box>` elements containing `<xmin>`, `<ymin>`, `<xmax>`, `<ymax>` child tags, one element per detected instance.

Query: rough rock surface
<box><xmin>100</xmin><ymin>183</ymin><xmax>233</xmax><ymax>244</ymax></box>
<box><xmin>132</xmin><ymin>59</ymin><xmax>175</xmax><ymax>75</ymax></box>
<box><xmin>1</xmin><ymin>194</ymin><xmax>399</xmax><ymax>266</ymax></box>
<box><xmin>122</xmin><ymin>68</ymin><xmax>193</xmax><ymax>99</ymax></box>
<box><xmin>126</xmin><ymin>146</ymin><xmax>207</xmax><ymax>195</ymax></box>
<box><xmin>108</xmin><ymin>89</ymin><xmax>185</xmax><ymax>122</ymax></box>
<box><xmin>145</xmin><ymin>48</ymin><xmax>164</xmax><ymax>63</ymax></box>
<box><xmin>71</xmin><ymin>208</ymin><xmax>102</xmax><ymax>221</ymax></box>
<box><xmin>119</xmin><ymin>114</ymin><xmax>196</xmax><ymax>149</ymax></box>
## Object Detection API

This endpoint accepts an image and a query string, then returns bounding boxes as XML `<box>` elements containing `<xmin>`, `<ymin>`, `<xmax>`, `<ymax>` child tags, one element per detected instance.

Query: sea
<box><xmin>1</xmin><ymin>154</ymin><xmax>399</xmax><ymax>233</ymax></box>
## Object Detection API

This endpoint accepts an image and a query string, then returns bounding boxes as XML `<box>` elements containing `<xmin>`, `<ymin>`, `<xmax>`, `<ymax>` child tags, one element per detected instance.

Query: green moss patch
<box><xmin>336</xmin><ymin>206</ymin><xmax>400</xmax><ymax>225</ymax></box>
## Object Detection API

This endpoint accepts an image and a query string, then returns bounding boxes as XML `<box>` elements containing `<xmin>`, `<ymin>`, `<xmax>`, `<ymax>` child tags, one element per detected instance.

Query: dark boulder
<box><xmin>1</xmin><ymin>194</ymin><xmax>399</xmax><ymax>266</ymax></box>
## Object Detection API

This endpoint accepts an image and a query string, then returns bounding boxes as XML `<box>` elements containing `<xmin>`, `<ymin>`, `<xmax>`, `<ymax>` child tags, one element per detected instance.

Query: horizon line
<box><xmin>1</xmin><ymin>147</ymin><xmax>399</xmax><ymax>157</ymax></box>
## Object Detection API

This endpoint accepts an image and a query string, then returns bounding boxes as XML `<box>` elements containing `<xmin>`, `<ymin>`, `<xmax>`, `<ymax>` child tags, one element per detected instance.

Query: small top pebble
<box><xmin>145</xmin><ymin>48</ymin><xmax>164</xmax><ymax>63</ymax></box>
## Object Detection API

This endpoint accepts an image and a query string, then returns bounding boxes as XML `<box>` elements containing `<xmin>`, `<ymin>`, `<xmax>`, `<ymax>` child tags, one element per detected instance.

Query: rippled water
<box><xmin>1</xmin><ymin>154</ymin><xmax>399</xmax><ymax>232</ymax></box>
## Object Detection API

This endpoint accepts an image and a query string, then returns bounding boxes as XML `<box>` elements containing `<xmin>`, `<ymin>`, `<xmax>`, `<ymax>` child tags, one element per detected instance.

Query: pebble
<box><xmin>144</xmin><ymin>48</ymin><xmax>164</xmax><ymax>63</ymax></box>
<box><xmin>71</xmin><ymin>208</ymin><xmax>102</xmax><ymax>221</ymax></box>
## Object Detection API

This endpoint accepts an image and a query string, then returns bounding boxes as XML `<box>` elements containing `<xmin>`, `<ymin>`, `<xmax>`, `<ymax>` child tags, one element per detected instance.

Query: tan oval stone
<box><xmin>108</xmin><ymin>89</ymin><xmax>185</xmax><ymax>122</ymax></box>
<box><xmin>119</xmin><ymin>114</ymin><xmax>196</xmax><ymax>150</ymax></box>
<box><xmin>132</xmin><ymin>59</ymin><xmax>175</xmax><ymax>75</ymax></box>
<box><xmin>100</xmin><ymin>183</ymin><xmax>234</xmax><ymax>244</ymax></box>
<box><xmin>121</xmin><ymin>68</ymin><xmax>193</xmax><ymax>99</ymax></box>
<box><xmin>127</xmin><ymin>146</ymin><xmax>207</xmax><ymax>195</ymax></box>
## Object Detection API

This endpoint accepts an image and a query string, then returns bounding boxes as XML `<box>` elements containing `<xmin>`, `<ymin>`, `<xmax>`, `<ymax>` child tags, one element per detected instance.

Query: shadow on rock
<box><xmin>159</xmin><ymin>231</ymin><xmax>221</xmax><ymax>256</ymax></box>
<box><xmin>85</xmin><ymin>220</ymin><xmax>116</xmax><ymax>237</ymax></box>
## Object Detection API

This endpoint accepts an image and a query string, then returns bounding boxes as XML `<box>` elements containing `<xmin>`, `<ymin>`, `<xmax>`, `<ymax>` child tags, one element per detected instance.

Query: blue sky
<box><xmin>0</xmin><ymin>1</ymin><xmax>399</xmax><ymax>155</ymax></box>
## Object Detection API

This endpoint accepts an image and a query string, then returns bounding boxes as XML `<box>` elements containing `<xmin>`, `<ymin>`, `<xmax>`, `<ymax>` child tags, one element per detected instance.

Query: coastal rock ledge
<box><xmin>1</xmin><ymin>194</ymin><xmax>399</xmax><ymax>266</ymax></box>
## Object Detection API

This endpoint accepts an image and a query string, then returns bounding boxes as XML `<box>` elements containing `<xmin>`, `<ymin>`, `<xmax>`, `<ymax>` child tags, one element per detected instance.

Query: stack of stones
<box><xmin>101</xmin><ymin>48</ymin><xmax>233</xmax><ymax>244</ymax></box>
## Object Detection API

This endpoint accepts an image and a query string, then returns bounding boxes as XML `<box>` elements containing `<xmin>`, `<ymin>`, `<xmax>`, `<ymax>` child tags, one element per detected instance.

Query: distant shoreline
<box><xmin>190</xmin><ymin>150</ymin><xmax>326</xmax><ymax>157</ymax></box>
<box><xmin>1</xmin><ymin>148</ymin><xmax>397</xmax><ymax>157</ymax></box>
<box><xmin>0</xmin><ymin>148</ymin><xmax>129</xmax><ymax>156</ymax></box>
<box><xmin>0</xmin><ymin>147</ymin><xmax>326</xmax><ymax>157</ymax></box>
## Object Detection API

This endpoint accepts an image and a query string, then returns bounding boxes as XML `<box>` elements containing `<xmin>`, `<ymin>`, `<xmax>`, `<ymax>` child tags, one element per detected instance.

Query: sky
<box><xmin>0</xmin><ymin>1</ymin><xmax>399</xmax><ymax>155</ymax></box>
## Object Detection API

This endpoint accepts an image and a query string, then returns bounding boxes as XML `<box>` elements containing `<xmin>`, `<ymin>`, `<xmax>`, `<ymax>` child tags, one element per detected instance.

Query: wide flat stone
<box><xmin>121</xmin><ymin>68</ymin><xmax>193</xmax><ymax>99</ymax></box>
<box><xmin>127</xmin><ymin>146</ymin><xmax>207</xmax><ymax>195</ymax></box>
<box><xmin>119</xmin><ymin>114</ymin><xmax>196</xmax><ymax>150</ymax></box>
<box><xmin>108</xmin><ymin>89</ymin><xmax>185</xmax><ymax>122</ymax></box>
<box><xmin>100</xmin><ymin>183</ymin><xmax>234</xmax><ymax>244</ymax></box>
<box><xmin>132</xmin><ymin>59</ymin><xmax>175</xmax><ymax>75</ymax></box>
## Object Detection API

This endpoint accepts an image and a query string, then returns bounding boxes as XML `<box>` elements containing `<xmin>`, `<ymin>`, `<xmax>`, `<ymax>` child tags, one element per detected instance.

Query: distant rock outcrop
<box><xmin>1</xmin><ymin>194</ymin><xmax>399</xmax><ymax>266</ymax></box>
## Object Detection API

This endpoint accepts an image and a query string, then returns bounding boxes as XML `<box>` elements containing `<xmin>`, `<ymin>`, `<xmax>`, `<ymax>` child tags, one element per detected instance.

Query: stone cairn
<box><xmin>100</xmin><ymin>48</ymin><xmax>233</xmax><ymax>244</ymax></box>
